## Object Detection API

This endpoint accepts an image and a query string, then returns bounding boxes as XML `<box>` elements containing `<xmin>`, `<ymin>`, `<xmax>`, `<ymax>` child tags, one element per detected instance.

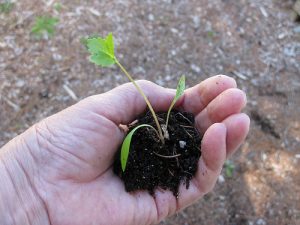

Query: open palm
<box><xmin>25</xmin><ymin>75</ymin><xmax>249</xmax><ymax>225</ymax></box>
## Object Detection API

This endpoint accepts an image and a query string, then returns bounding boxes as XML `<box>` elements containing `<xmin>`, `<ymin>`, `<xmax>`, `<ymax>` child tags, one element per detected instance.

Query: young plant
<box><xmin>120</xmin><ymin>124</ymin><xmax>158</xmax><ymax>171</ymax></box>
<box><xmin>84</xmin><ymin>33</ymin><xmax>164</xmax><ymax>140</ymax></box>
<box><xmin>53</xmin><ymin>2</ymin><xmax>62</xmax><ymax>12</ymax></box>
<box><xmin>84</xmin><ymin>33</ymin><xmax>186</xmax><ymax>171</ymax></box>
<box><xmin>0</xmin><ymin>1</ymin><xmax>14</xmax><ymax>14</ymax></box>
<box><xmin>165</xmin><ymin>75</ymin><xmax>185</xmax><ymax>128</ymax></box>
<box><xmin>224</xmin><ymin>160</ymin><xmax>235</xmax><ymax>178</ymax></box>
<box><xmin>31</xmin><ymin>16</ymin><xmax>59</xmax><ymax>39</ymax></box>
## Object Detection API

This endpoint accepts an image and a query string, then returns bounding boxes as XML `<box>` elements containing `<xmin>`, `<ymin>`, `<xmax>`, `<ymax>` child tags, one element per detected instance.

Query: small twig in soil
<box><xmin>157</xmin><ymin>116</ymin><xmax>165</xmax><ymax>122</ymax></box>
<box><xmin>153</xmin><ymin>152</ymin><xmax>181</xmax><ymax>158</ymax></box>
<box><xmin>182</xmin><ymin>127</ymin><xmax>193</xmax><ymax>138</ymax></box>
<box><xmin>9</xmin><ymin>12</ymin><xmax>34</xmax><ymax>30</ymax></box>
<box><xmin>63</xmin><ymin>84</ymin><xmax>78</xmax><ymax>101</ymax></box>
<box><xmin>168</xmin><ymin>169</ymin><xmax>174</xmax><ymax>176</ymax></box>
<box><xmin>176</xmin><ymin>112</ymin><xmax>193</xmax><ymax>124</ymax></box>
<box><xmin>173</xmin><ymin>147</ymin><xmax>180</xmax><ymax>167</ymax></box>
<box><xmin>180</xmin><ymin>125</ymin><xmax>194</xmax><ymax>128</ymax></box>
<box><xmin>128</xmin><ymin>120</ymin><xmax>139</xmax><ymax>130</ymax></box>
<box><xmin>183</xmin><ymin>171</ymin><xmax>193</xmax><ymax>176</ymax></box>
<box><xmin>2</xmin><ymin>96</ymin><xmax>20</xmax><ymax>112</ymax></box>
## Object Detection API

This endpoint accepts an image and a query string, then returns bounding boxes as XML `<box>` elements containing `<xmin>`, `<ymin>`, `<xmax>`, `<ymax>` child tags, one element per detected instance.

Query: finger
<box><xmin>153</xmin><ymin>189</ymin><xmax>177</xmax><ymax>222</ymax></box>
<box><xmin>176</xmin><ymin>123</ymin><xmax>226</xmax><ymax>210</ymax></box>
<box><xmin>195</xmin><ymin>88</ymin><xmax>246</xmax><ymax>134</ymax></box>
<box><xmin>222</xmin><ymin>113</ymin><xmax>250</xmax><ymax>157</ymax></box>
<box><xmin>79</xmin><ymin>80</ymin><xmax>175</xmax><ymax>125</ymax></box>
<box><xmin>181</xmin><ymin>75</ymin><xmax>237</xmax><ymax>115</ymax></box>
<box><xmin>143</xmin><ymin>124</ymin><xmax>227</xmax><ymax>222</ymax></box>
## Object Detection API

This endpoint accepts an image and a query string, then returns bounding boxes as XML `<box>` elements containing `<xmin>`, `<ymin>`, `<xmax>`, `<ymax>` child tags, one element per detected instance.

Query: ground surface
<box><xmin>0</xmin><ymin>0</ymin><xmax>299</xmax><ymax>224</ymax></box>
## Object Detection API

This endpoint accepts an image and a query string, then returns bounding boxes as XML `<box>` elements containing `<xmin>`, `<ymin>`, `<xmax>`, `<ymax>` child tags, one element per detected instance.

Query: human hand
<box><xmin>0</xmin><ymin>75</ymin><xmax>249</xmax><ymax>225</ymax></box>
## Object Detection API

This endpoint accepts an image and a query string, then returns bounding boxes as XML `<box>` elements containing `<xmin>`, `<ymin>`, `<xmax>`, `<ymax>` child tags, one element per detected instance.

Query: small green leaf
<box><xmin>53</xmin><ymin>3</ymin><xmax>62</xmax><ymax>12</ymax></box>
<box><xmin>174</xmin><ymin>75</ymin><xmax>185</xmax><ymax>102</ymax></box>
<box><xmin>0</xmin><ymin>1</ymin><xmax>14</xmax><ymax>14</ymax></box>
<box><xmin>31</xmin><ymin>16</ymin><xmax>59</xmax><ymax>38</ymax></box>
<box><xmin>85</xmin><ymin>33</ymin><xmax>116</xmax><ymax>67</ymax></box>
<box><xmin>166</xmin><ymin>75</ymin><xmax>185</xmax><ymax>127</ymax></box>
<box><xmin>225</xmin><ymin>160</ymin><xmax>235</xmax><ymax>178</ymax></box>
<box><xmin>121</xmin><ymin>124</ymin><xmax>156</xmax><ymax>172</ymax></box>
<box><xmin>90</xmin><ymin>52</ymin><xmax>115</xmax><ymax>66</ymax></box>
<box><xmin>106</xmin><ymin>33</ymin><xmax>114</xmax><ymax>57</ymax></box>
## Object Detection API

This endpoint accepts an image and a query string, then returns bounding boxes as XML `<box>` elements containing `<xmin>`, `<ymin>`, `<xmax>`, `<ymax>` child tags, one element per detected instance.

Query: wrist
<box><xmin>0</xmin><ymin>130</ymin><xmax>50</xmax><ymax>225</ymax></box>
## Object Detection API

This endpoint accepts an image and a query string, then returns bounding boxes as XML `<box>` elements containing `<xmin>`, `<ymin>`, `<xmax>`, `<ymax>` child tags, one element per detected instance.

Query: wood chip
<box><xmin>63</xmin><ymin>84</ymin><xmax>78</xmax><ymax>101</ymax></box>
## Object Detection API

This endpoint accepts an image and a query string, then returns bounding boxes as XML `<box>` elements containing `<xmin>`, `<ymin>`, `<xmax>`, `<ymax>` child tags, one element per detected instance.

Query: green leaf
<box><xmin>31</xmin><ymin>16</ymin><xmax>59</xmax><ymax>38</ymax></box>
<box><xmin>90</xmin><ymin>53</ymin><xmax>115</xmax><ymax>66</ymax></box>
<box><xmin>0</xmin><ymin>1</ymin><xmax>14</xmax><ymax>14</ymax></box>
<box><xmin>80</xmin><ymin>34</ymin><xmax>99</xmax><ymax>49</ymax></box>
<box><xmin>121</xmin><ymin>124</ymin><xmax>157</xmax><ymax>172</ymax></box>
<box><xmin>85</xmin><ymin>33</ymin><xmax>116</xmax><ymax>67</ymax></box>
<box><xmin>106</xmin><ymin>32</ymin><xmax>114</xmax><ymax>57</ymax></box>
<box><xmin>165</xmin><ymin>75</ymin><xmax>185</xmax><ymax>127</ymax></box>
<box><xmin>225</xmin><ymin>160</ymin><xmax>235</xmax><ymax>178</ymax></box>
<box><xmin>54</xmin><ymin>3</ymin><xmax>62</xmax><ymax>12</ymax></box>
<box><xmin>174</xmin><ymin>75</ymin><xmax>185</xmax><ymax>102</ymax></box>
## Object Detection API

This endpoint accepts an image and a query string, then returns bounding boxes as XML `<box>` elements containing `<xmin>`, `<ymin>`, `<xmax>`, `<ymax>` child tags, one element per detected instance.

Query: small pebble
<box><xmin>53</xmin><ymin>53</ymin><xmax>62</xmax><ymax>61</ymax></box>
<box><xmin>15</xmin><ymin>80</ymin><xmax>25</xmax><ymax>88</ymax></box>
<box><xmin>190</xmin><ymin>64</ymin><xmax>201</xmax><ymax>73</ymax></box>
<box><xmin>179</xmin><ymin>141</ymin><xmax>186</xmax><ymax>149</ymax></box>
<box><xmin>278</xmin><ymin>33</ymin><xmax>285</xmax><ymax>39</ymax></box>
<box><xmin>170</xmin><ymin>28</ymin><xmax>179</xmax><ymax>33</ymax></box>
<box><xmin>218</xmin><ymin>175</ymin><xmax>225</xmax><ymax>183</ymax></box>
<box><xmin>219</xmin><ymin>195</ymin><xmax>225</xmax><ymax>200</ymax></box>
<box><xmin>148</xmin><ymin>14</ymin><xmax>154</xmax><ymax>21</ymax></box>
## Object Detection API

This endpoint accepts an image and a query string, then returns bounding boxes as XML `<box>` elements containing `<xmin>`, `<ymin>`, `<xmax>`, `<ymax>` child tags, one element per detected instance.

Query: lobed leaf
<box><xmin>121</xmin><ymin>124</ymin><xmax>156</xmax><ymax>172</ymax></box>
<box><xmin>85</xmin><ymin>33</ymin><xmax>116</xmax><ymax>67</ymax></box>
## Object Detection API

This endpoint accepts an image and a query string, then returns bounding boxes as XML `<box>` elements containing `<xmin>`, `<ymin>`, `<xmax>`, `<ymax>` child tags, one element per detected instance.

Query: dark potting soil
<box><xmin>113</xmin><ymin>110</ymin><xmax>202</xmax><ymax>197</ymax></box>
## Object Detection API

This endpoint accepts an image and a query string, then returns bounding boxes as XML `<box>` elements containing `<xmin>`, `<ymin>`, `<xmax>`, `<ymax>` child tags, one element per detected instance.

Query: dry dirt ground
<box><xmin>1</xmin><ymin>0</ymin><xmax>300</xmax><ymax>224</ymax></box>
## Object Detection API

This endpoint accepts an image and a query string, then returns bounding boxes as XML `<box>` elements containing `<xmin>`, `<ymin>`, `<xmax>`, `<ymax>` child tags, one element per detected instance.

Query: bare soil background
<box><xmin>1</xmin><ymin>0</ymin><xmax>299</xmax><ymax>224</ymax></box>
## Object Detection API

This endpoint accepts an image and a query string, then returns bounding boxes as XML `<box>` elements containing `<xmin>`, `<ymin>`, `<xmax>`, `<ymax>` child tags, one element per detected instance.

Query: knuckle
<box><xmin>135</xmin><ymin>79</ymin><xmax>155</xmax><ymax>87</ymax></box>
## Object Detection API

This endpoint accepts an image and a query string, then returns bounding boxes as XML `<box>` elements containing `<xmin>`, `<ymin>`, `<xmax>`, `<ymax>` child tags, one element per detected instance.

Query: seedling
<box><xmin>207</xmin><ymin>30</ymin><xmax>215</xmax><ymax>39</ymax></box>
<box><xmin>31</xmin><ymin>16</ymin><xmax>59</xmax><ymax>39</ymax></box>
<box><xmin>53</xmin><ymin>2</ymin><xmax>62</xmax><ymax>12</ymax></box>
<box><xmin>120</xmin><ymin>124</ymin><xmax>158</xmax><ymax>171</ymax></box>
<box><xmin>165</xmin><ymin>75</ymin><xmax>185</xmax><ymax>127</ymax></box>
<box><xmin>224</xmin><ymin>160</ymin><xmax>235</xmax><ymax>178</ymax></box>
<box><xmin>84</xmin><ymin>33</ymin><xmax>185</xmax><ymax>171</ymax></box>
<box><xmin>0</xmin><ymin>1</ymin><xmax>14</xmax><ymax>14</ymax></box>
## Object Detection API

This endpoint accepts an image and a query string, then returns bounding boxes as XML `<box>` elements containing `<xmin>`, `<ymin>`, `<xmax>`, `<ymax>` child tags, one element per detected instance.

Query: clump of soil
<box><xmin>113</xmin><ymin>110</ymin><xmax>202</xmax><ymax>197</ymax></box>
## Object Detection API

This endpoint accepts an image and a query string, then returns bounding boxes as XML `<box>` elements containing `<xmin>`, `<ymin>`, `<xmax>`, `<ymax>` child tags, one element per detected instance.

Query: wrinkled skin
<box><xmin>0</xmin><ymin>75</ymin><xmax>249</xmax><ymax>225</ymax></box>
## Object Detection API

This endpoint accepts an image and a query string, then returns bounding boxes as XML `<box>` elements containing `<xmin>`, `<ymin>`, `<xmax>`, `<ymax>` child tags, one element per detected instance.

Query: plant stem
<box><xmin>165</xmin><ymin>108</ymin><xmax>172</xmax><ymax>128</ymax></box>
<box><xmin>115</xmin><ymin>58</ymin><xmax>164</xmax><ymax>143</ymax></box>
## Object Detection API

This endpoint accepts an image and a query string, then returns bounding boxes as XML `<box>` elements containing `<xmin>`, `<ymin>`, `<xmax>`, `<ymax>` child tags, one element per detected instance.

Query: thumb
<box><xmin>78</xmin><ymin>80</ymin><xmax>176</xmax><ymax>125</ymax></box>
